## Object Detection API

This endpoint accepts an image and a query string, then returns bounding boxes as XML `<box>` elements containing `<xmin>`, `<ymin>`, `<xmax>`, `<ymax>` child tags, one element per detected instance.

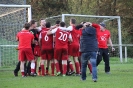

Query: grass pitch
<box><xmin>0</xmin><ymin>58</ymin><xmax>133</xmax><ymax>88</ymax></box>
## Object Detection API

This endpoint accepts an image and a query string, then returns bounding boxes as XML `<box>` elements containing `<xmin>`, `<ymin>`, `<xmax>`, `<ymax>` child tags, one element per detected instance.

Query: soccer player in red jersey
<box><xmin>60</xmin><ymin>19</ymin><xmax>81</xmax><ymax>75</ymax></box>
<box><xmin>36</xmin><ymin>19</ymin><xmax>46</xmax><ymax>75</ymax></box>
<box><xmin>47</xmin><ymin>22</ymin><xmax>72</xmax><ymax>76</ymax></box>
<box><xmin>16</xmin><ymin>23</ymin><xmax>35</xmax><ymax>77</ymax></box>
<box><xmin>39</xmin><ymin>22</ymin><xmax>54</xmax><ymax>76</ymax></box>
<box><xmin>37</xmin><ymin>19</ymin><xmax>46</xmax><ymax>32</ymax></box>
<box><xmin>90</xmin><ymin>22</ymin><xmax>115</xmax><ymax>74</ymax></box>
<box><xmin>45</xmin><ymin>20</ymin><xmax>61</xmax><ymax>75</ymax></box>
<box><xmin>14</xmin><ymin>20</ymin><xmax>39</xmax><ymax>76</ymax></box>
<box><xmin>68</xmin><ymin>19</ymin><xmax>81</xmax><ymax>75</ymax></box>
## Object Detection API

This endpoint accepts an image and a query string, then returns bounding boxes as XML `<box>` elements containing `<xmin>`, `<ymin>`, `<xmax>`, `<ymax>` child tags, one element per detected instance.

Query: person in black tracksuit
<box><xmin>91</xmin><ymin>22</ymin><xmax>115</xmax><ymax>74</ymax></box>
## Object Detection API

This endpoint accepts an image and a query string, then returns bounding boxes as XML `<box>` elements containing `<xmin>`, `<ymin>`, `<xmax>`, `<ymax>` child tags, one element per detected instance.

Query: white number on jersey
<box><xmin>44</xmin><ymin>35</ymin><xmax>49</xmax><ymax>41</ymax></box>
<box><xmin>58</xmin><ymin>32</ymin><xmax>67</xmax><ymax>41</ymax></box>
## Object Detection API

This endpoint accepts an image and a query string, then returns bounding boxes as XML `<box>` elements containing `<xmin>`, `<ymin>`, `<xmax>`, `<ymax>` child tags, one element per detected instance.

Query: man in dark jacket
<box><xmin>77</xmin><ymin>23</ymin><xmax>98</xmax><ymax>82</ymax></box>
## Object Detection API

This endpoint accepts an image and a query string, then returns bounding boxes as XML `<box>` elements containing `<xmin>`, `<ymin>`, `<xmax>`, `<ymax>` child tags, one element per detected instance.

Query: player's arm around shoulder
<box><xmin>68</xmin><ymin>33</ymin><xmax>73</xmax><ymax>42</ymax></box>
<box><xmin>91</xmin><ymin>23</ymin><xmax>100</xmax><ymax>28</ymax></box>
<box><xmin>59</xmin><ymin>26</ymin><xmax>73</xmax><ymax>31</ymax></box>
<box><xmin>47</xmin><ymin>28</ymin><xmax>57</xmax><ymax>35</ymax></box>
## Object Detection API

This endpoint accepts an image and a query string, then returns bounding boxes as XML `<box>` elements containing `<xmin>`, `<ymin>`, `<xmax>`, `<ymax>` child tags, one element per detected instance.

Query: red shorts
<box><xmin>54</xmin><ymin>48</ymin><xmax>68</xmax><ymax>60</ymax></box>
<box><xmin>68</xmin><ymin>44</ymin><xmax>79</xmax><ymax>56</ymax></box>
<box><xmin>41</xmin><ymin>49</ymin><xmax>54</xmax><ymax>60</ymax></box>
<box><xmin>34</xmin><ymin>45</ymin><xmax>41</xmax><ymax>57</ymax></box>
<box><xmin>19</xmin><ymin>48</ymin><xmax>34</xmax><ymax>61</ymax></box>
<box><xmin>79</xmin><ymin>52</ymin><xmax>81</xmax><ymax>56</ymax></box>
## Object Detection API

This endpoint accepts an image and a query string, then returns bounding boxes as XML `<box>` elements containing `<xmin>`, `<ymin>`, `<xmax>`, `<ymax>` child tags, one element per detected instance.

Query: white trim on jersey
<box><xmin>51</xmin><ymin>27</ymin><xmax>67</xmax><ymax>34</ymax></box>
<box><xmin>60</xmin><ymin>26</ymin><xmax>73</xmax><ymax>31</ymax></box>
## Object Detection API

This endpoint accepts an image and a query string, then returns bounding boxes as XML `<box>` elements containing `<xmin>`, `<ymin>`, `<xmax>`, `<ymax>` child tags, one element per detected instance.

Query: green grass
<box><xmin>0</xmin><ymin>58</ymin><xmax>133</xmax><ymax>88</ymax></box>
<box><xmin>0</xmin><ymin>38</ymin><xmax>18</xmax><ymax>66</ymax></box>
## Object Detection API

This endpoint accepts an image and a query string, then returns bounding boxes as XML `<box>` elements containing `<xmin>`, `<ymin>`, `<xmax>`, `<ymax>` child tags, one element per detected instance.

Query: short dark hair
<box><xmin>24</xmin><ymin>23</ymin><xmax>30</xmax><ymax>30</ymax></box>
<box><xmin>60</xmin><ymin>22</ymin><xmax>65</xmax><ymax>27</ymax></box>
<box><xmin>99</xmin><ymin>22</ymin><xmax>106</xmax><ymax>27</ymax></box>
<box><xmin>45</xmin><ymin>22</ymin><xmax>51</xmax><ymax>28</ymax></box>
<box><xmin>70</xmin><ymin>18</ymin><xmax>76</xmax><ymax>24</ymax></box>
<box><xmin>75</xmin><ymin>24</ymin><xmax>83</xmax><ymax>30</ymax></box>
<box><xmin>29</xmin><ymin>19</ymin><xmax>36</xmax><ymax>26</ymax></box>
<box><xmin>56</xmin><ymin>20</ymin><xmax>60</xmax><ymax>24</ymax></box>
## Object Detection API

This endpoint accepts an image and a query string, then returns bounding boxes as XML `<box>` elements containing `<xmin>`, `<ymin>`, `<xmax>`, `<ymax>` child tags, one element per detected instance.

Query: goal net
<box><xmin>0</xmin><ymin>4</ymin><xmax>31</xmax><ymax>67</ymax></box>
<box><xmin>46</xmin><ymin>14</ymin><xmax>122</xmax><ymax>62</ymax></box>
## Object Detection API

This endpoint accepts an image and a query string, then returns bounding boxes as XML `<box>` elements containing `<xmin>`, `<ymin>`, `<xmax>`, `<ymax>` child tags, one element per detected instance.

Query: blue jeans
<box><xmin>81</xmin><ymin>52</ymin><xmax>97</xmax><ymax>80</ymax></box>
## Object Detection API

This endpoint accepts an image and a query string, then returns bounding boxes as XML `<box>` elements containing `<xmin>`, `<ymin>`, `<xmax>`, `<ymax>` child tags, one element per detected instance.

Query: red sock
<box><xmin>31</xmin><ymin>69</ymin><xmax>35</xmax><ymax>73</ymax></box>
<box><xmin>62</xmin><ymin>64</ymin><xmax>67</xmax><ymax>75</ymax></box>
<box><xmin>55</xmin><ymin>63</ymin><xmax>60</xmax><ymax>73</ymax></box>
<box><xmin>59</xmin><ymin>61</ymin><xmax>62</xmax><ymax>74</ymax></box>
<box><xmin>51</xmin><ymin>63</ymin><xmax>55</xmax><ymax>74</ymax></box>
<box><xmin>69</xmin><ymin>63</ymin><xmax>74</xmax><ymax>72</ymax></box>
<box><xmin>88</xmin><ymin>63</ymin><xmax>92</xmax><ymax>73</ymax></box>
<box><xmin>41</xmin><ymin>65</ymin><xmax>45</xmax><ymax>76</ymax></box>
<box><xmin>75</xmin><ymin>62</ymin><xmax>80</xmax><ymax>74</ymax></box>
<box><xmin>21</xmin><ymin>71</ymin><xmax>24</xmax><ymax>76</ymax></box>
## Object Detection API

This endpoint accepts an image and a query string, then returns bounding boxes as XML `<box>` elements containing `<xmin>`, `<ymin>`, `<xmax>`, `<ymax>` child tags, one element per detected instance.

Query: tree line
<box><xmin>27</xmin><ymin>0</ymin><xmax>133</xmax><ymax>57</ymax></box>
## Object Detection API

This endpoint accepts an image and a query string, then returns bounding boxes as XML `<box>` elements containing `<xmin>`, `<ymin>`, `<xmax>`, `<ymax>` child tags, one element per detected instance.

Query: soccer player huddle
<box><xmin>15</xmin><ymin>18</ymin><xmax>115</xmax><ymax>82</ymax></box>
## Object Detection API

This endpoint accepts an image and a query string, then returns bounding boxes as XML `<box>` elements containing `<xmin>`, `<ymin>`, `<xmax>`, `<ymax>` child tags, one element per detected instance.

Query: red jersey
<box><xmin>92</xmin><ymin>23</ymin><xmax>110</xmax><ymax>48</ymax></box>
<box><xmin>55</xmin><ymin>28</ymin><xmax>70</xmax><ymax>49</ymax></box>
<box><xmin>92</xmin><ymin>23</ymin><xmax>101</xmax><ymax>33</ymax></box>
<box><xmin>70</xmin><ymin>26</ymin><xmax>80</xmax><ymax>45</ymax></box>
<box><xmin>38</xmin><ymin>27</ymin><xmax>47</xmax><ymax>35</ymax></box>
<box><xmin>41</xmin><ymin>27</ymin><xmax>47</xmax><ymax>31</ymax></box>
<box><xmin>97</xmin><ymin>30</ymin><xmax>110</xmax><ymax>48</ymax></box>
<box><xmin>16</xmin><ymin>30</ymin><xmax>34</xmax><ymax>49</ymax></box>
<box><xmin>74</xmin><ymin>28</ymin><xmax>83</xmax><ymax>36</ymax></box>
<box><xmin>92</xmin><ymin>24</ymin><xmax>110</xmax><ymax>48</ymax></box>
<box><xmin>40</xmin><ymin>28</ymin><xmax>53</xmax><ymax>49</ymax></box>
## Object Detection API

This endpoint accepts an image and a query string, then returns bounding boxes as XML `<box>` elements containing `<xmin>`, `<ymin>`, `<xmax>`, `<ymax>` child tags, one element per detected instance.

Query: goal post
<box><xmin>0</xmin><ymin>4</ymin><xmax>32</xmax><ymax>67</ymax></box>
<box><xmin>0</xmin><ymin>4</ymin><xmax>32</xmax><ymax>22</ymax></box>
<box><xmin>46</xmin><ymin>14</ymin><xmax>123</xmax><ymax>62</ymax></box>
<box><xmin>61</xmin><ymin>14</ymin><xmax>122</xmax><ymax>62</ymax></box>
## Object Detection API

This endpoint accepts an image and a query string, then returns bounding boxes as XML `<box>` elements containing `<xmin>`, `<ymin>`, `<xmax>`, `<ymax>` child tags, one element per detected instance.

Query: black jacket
<box><xmin>80</xmin><ymin>26</ymin><xmax>98</xmax><ymax>52</ymax></box>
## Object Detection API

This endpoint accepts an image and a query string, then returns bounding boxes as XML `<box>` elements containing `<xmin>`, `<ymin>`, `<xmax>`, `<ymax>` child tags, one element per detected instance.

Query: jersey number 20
<box><xmin>58</xmin><ymin>32</ymin><xmax>67</xmax><ymax>41</ymax></box>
